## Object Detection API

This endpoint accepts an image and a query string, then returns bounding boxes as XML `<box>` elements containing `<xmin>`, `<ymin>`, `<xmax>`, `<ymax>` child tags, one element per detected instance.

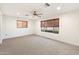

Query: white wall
<box><xmin>0</xmin><ymin>10</ymin><xmax>2</xmax><ymax>43</ymax></box>
<box><xmin>35</xmin><ymin>9</ymin><xmax>79</xmax><ymax>46</ymax></box>
<box><xmin>0</xmin><ymin>10</ymin><xmax>3</xmax><ymax>44</ymax></box>
<box><xmin>3</xmin><ymin>15</ymin><xmax>34</xmax><ymax>39</ymax></box>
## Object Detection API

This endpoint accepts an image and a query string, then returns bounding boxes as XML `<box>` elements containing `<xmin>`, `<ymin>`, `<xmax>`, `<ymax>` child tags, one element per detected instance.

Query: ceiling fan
<box><xmin>25</xmin><ymin>10</ymin><xmax>43</xmax><ymax>17</ymax></box>
<box><xmin>32</xmin><ymin>11</ymin><xmax>43</xmax><ymax>17</ymax></box>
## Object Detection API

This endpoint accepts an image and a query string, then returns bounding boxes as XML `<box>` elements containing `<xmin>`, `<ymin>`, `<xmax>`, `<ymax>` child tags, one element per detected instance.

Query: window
<box><xmin>17</xmin><ymin>20</ymin><xmax>28</xmax><ymax>28</ymax></box>
<box><xmin>41</xmin><ymin>18</ymin><xmax>59</xmax><ymax>34</ymax></box>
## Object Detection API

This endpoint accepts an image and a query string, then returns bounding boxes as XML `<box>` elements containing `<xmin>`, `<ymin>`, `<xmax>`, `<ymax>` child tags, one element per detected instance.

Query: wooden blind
<box><xmin>17</xmin><ymin>20</ymin><xmax>28</xmax><ymax>28</ymax></box>
<box><xmin>41</xmin><ymin>18</ymin><xmax>59</xmax><ymax>27</ymax></box>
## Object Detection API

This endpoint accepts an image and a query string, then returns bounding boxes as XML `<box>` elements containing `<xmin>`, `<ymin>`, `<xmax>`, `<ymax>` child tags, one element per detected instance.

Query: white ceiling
<box><xmin>0</xmin><ymin>3</ymin><xmax>79</xmax><ymax>19</ymax></box>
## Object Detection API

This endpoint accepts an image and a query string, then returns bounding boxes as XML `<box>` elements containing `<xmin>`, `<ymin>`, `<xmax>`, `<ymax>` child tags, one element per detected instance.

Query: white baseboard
<box><xmin>3</xmin><ymin>34</ymin><xmax>34</xmax><ymax>40</ymax></box>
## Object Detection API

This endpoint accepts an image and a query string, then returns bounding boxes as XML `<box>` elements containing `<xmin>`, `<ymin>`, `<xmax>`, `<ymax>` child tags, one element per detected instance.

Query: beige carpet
<box><xmin>0</xmin><ymin>35</ymin><xmax>79</xmax><ymax>55</ymax></box>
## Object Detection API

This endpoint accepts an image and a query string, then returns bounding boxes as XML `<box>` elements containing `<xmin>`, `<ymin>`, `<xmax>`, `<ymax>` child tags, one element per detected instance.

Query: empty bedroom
<box><xmin>0</xmin><ymin>3</ymin><xmax>79</xmax><ymax>55</ymax></box>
